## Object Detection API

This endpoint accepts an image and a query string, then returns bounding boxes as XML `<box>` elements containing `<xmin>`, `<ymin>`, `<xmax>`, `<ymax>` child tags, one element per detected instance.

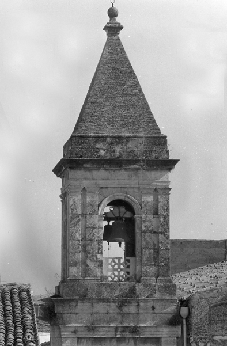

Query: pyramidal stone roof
<box><xmin>0</xmin><ymin>284</ymin><xmax>39</xmax><ymax>346</ymax></box>
<box><xmin>73</xmin><ymin>29</ymin><xmax>161</xmax><ymax>136</ymax></box>
<box><xmin>53</xmin><ymin>6</ymin><xmax>179</xmax><ymax>176</ymax></box>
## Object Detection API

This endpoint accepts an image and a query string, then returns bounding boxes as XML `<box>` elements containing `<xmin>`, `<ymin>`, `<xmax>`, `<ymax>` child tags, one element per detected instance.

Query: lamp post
<box><xmin>180</xmin><ymin>302</ymin><xmax>189</xmax><ymax>346</ymax></box>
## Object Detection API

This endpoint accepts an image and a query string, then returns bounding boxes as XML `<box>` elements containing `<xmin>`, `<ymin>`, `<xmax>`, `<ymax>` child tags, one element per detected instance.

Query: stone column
<box><xmin>135</xmin><ymin>214</ymin><xmax>142</xmax><ymax>281</ymax></box>
<box><xmin>141</xmin><ymin>192</ymin><xmax>157</xmax><ymax>281</ymax></box>
<box><xmin>67</xmin><ymin>188</ymin><xmax>82</xmax><ymax>278</ymax></box>
<box><xmin>152</xmin><ymin>188</ymin><xmax>160</xmax><ymax>279</ymax></box>
<box><xmin>157</xmin><ymin>188</ymin><xmax>171</xmax><ymax>278</ymax></box>
<box><xmin>81</xmin><ymin>187</ymin><xmax>87</xmax><ymax>278</ymax></box>
<box><xmin>60</xmin><ymin>191</ymin><xmax>68</xmax><ymax>281</ymax></box>
<box><xmin>156</xmin><ymin>187</ymin><xmax>176</xmax><ymax>297</ymax></box>
<box><xmin>84</xmin><ymin>187</ymin><xmax>102</xmax><ymax>278</ymax></box>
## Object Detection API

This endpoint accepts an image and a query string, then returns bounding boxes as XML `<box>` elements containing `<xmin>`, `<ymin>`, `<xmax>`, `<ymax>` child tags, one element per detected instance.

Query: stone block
<box><xmin>161</xmin><ymin>337</ymin><xmax>177</xmax><ymax>346</ymax></box>
<box><xmin>69</xmin><ymin>195</ymin><xmax>81</xmax><ymax>218</ymax></box>
<box><xmin>61</xmin><ymin>338</ymin><xmax>76</xmax><ymax>346</ymax></box>
<box><xmin>115</xmin><ymin>301</ymin><xmax>139</xmax><ymax>314</ymax></box>
<box><xmin>156</xmin><ymin>281</ymin><xmax>176</xmax><ymax>298</ymax></box>
<box><xmin>158</xmin><ymin>263</ymin><xmax>170</xmax><ymax>277</ymax></box>
<box><xmin>69</xmin><ymin>220</ymin><xmax>82</xmax><ymax>241</ymax></box>
<box><xmin>142</xmin><ymin>233</ymin><xmax>154</xmax><ymax>249</ymax></box>
<box><xmin>142</xmin><ymin>196</ymin><xmax>153</xmax><ymax>215</ymax></box>
<box><xmin>142</xmin><ymin>265</ymin><xmax>157</xmax><ymax>278</ymax></box>
<box><xmin>98</xmin><ymin>312</ymin><xmax>122</xmax><ymax>325</ymax></box>
<box><xmin>86</xmin><ymin>193</ymin><xmax>98</xmax><ymax>214</ymax></box>
<box><xmin>54</xmin><ymin>299</ymin><xmax>79</xmax><ymax>314</ymax></box>
<box><xmin>59</xmin><ymin>280</ymin><xmax>89</xmax><ymax>299</ymax></box>
<box><xmin>159</xmin><ymin>234</ymin><xmax>170</xmax><ymax>250</ymax></box>
<box><xmin>159</xmin><ymin>249</ymin><xmax>170</xmax><ymax>266</ymax></box>
<box><xmin>142</xmin><ymin>248</ymin><xmax>154</xmax><ymax>264</ymax></box>
<box><xmin>121</xmin><ymin>312</ymin><xmax>139</xmax><ymax>325</ymax></box>
<box><xmin>85</xmin><ymin>240</ymin><xmax>102</xmax><ymax>262</ymax></box>
<box><xmin>142</xmin><ymin>215</ymin><xmax>154</xmax><ymax>232</ymax></box>
<box><xmin>86</xmin><ymin>262</ymin><xmax>102</xmax><ymax>278</ymax></box>
<box><xmin>139</xmin><ymin>299</ymin><xmax>177</xmax><ymax>314</ymax></box>
<box><xmin>92</xmin><ymin>301</ymin><xmax>109</xmax><ymax>314</ymax></box>
<box><xmin>138</xmin><ymin>339</ymin><xmax>161</xmax><ymax>346</ymax></box>
<box><xmin>69</xmin><ymin>266</ymin><xmax>81</xmax><ymax>277</ymax></box>
<box><xmin>69</xmin><ymin>239</ymin><xmax>81</xmax><ymax>253</ymax></box>
<box><xmin>152</xmin><ymin>234</ymin><xmax>159</xmax><ymax>249</ymax></box>
<box><xmin>86</xmin><ymin>227</ymin><xmax>103</xmax><ymax>241</ymax></box>
<box><xmin>86</xmin><ymin>215</ymin><xmax>99</xmax><ymax>228</ymax></box>
<box><xmin>68</xmin><ymin>246</ymin><xmax>81</xmax><ymax>266</ymax></box>
<box><xmin>59</xmin><ymin>312</ymin><xmax>92</xmax><ymax>325</ymax></box>
<box><xmin>89</xmin><ymin>282</ymin><xmax>119</xmax><ymax>299</ymax></box>
<box><xmin>158</xmin><ymin>194</ymin><xmax>169</xmax><ymax>237</ymax></box>
<box><xmin>136</xmin><ymin>281</ymin><xmax>156</xmax><ymax>298</ymax></box>
<box><xmin>139</xmin><ymin>312</ymin><xmax>159</xmax><ymax>325</ymax></box>
<box><xmin>70</xmin><ymin>211</ymin><xmax>81</xmax><ymax>227</ymax></box>
<box><xmin>153</xmin><ymin>249</ymin><xmax>159</xmax><ymax>266</ymax></box>
<box><xmin>86</xmin><ymin>240</ymin><xmax>98</xmax><ymax>257</ymax></box>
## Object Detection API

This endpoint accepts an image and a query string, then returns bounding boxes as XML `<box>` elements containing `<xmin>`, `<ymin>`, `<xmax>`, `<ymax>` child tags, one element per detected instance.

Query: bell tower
<box><xmin>51</xmin><ymin>5</ymin><xmax>180</xmax><ymax>346</ymax></box>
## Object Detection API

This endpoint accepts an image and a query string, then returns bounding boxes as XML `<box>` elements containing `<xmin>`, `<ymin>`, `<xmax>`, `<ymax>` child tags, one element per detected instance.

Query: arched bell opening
<box><xmin>102</xmin><ymin>199</ymin><xmax>136</xmax><ymax>282</ymax></box>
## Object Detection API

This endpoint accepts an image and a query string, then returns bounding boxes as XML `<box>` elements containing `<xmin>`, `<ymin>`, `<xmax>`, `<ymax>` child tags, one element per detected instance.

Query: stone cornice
<box><xmin>53</xmin><ymin>158</ymin><xmax>179</xmax><ymax>177</ymax></box>
<box><xmin>70</xmin><ymin>134</ymin><xmax>167</xmax><ymax>138</ymax></box>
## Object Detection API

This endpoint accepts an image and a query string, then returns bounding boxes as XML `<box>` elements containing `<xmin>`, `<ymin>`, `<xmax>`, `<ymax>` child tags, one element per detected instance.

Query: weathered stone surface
<box><xmin>64</xmin><ymin>136</ymin><xmax>169</xmax><ymax>160</ymax></box>
<box><xmin>142</xmin><ymin>249</ymin><xmax>154</xmax><ymax>265</ymax></box>
<box><xmin>159</xmin><ymin>234</ymin><xmax>170</xmax><ymax>250</ymax></box>
<box><xmin>86</xmin><ymin>193</ymin><xmax>98</xmax><ymax>215</ymax></box>
<box><xmin>51</xmin><ymin>5</ymin><xmax>179</xmax><ymax>346</ymax></box>
<box><xmin>142</xmin><ymin>195</ymin><xmax>153</xmax><ymax>215</ymax></box>
<box><xmin>69</xmin><ymin>195</ymin><xmax>81</xmax><ymax>216</ymax></box>
<box><xmin>156</xmin><ymin>279</ymin><xmax>177</xmax><ymax>298</ymax></box>
<box><xmin>142</xmin><ymin>232</ymin><xmax>154</xmax><ymax>249</ymax></box>
<box><xmin>142</xmin><ymin>215</ymin><xmax>154</xmax><ymax>232</ymax></box>
<box><xmin>158</xmin><ymin>191</ymin><xmax>169</xmax><ymax>239</ymax></box>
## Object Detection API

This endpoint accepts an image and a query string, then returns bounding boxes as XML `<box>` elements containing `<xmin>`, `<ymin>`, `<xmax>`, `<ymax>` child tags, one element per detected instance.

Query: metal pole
<box><xmin>183</xmin><ymin>318</ymin><xmax>187</xmax><ymax>346</ymax></box>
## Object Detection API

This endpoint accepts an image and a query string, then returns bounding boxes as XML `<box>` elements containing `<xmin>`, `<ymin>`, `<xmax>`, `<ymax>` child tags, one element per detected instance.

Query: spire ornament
<box><xmin>104</xmin><ymin>3</ymin><xmax>123</xmax><ymax>36</ymax></box>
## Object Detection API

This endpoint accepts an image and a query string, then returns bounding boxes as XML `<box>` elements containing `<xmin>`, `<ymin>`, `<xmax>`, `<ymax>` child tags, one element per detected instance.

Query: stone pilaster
<box><xmin>68</xmin><ymin>189</ymin><xmax>82</xmax><ymax>278</ymax></box>
<box><xmin>158</xmin><ymin>187</ymin><xmax>171</xmax><ymax>278</ymax></box>
<box><xmin>60</xmin><ymin>191</ymin><xmax>68</xmax><ymax>281</ymax></box>
<box><xmin>141</xmin><ymin>193</ymin><xmax>157</xmax><ymax>279</ymax></box>
<box><xmin>85</xmin><ymin>188</ymin><xmax>102</xmax><ymax>278</ymax></box>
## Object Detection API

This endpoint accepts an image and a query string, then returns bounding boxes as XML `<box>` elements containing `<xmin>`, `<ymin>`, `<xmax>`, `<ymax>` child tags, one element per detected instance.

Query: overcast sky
<box><xmin>0</xmin><ymin>0</ymin><xmax>227</xmax><ymax>294</ymax></box>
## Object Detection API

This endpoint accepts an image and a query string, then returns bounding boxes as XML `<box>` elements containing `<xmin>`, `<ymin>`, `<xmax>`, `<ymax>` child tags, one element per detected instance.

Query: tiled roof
<box><xmin>73</xmin><ymin>19</ymin><xmax>161</xmax><ymax>136</ymax></box>
<box><xmin>172</xmin><ymin>260</ymin><xmax>227</xmax><ymax>298</ymax></box>
<box><xmin>0</xmin><ymin>284</ymin><xmax>39</xmax><ymax>346</ymax></box>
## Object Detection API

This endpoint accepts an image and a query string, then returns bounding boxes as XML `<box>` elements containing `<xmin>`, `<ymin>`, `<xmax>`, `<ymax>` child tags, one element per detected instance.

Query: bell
<box><xmin>108</xmin><ymin>220</ymin><xmax>130</xmax><ymax>243</ymax></box>
<box><xmin>103</xmin><ymin>224</ymin><xmax>112</xmax><ymax>241</ymax></box>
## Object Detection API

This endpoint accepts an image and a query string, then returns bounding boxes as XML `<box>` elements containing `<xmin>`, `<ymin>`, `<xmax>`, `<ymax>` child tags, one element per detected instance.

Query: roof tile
<box><xmin>73</xmin><ymin>31</ymin><xmax>161</xmax><ymax>136</ymax></box>
<box><xmin>0</xmin><ymin>284</ymin><xmax>39</xmax><ymax>346</ymax></box>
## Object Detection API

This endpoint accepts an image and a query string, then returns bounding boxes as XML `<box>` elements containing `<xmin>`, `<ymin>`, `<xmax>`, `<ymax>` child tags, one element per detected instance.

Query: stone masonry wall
<box><xmin>63</xmin><ymin>135</ymin><xmax>169</xmax><ymax>160</ymax></box>
<box><xmin>187</xmin><ymin>286</ymin><xmax>227</xmax><ymax>346</ymax></box>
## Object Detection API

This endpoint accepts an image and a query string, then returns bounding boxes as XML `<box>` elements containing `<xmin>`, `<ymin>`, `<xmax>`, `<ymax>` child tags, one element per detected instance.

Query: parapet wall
<box><xmin>170</xmin><ymin>239</ymin><xmax>227</xmax><ymax>275</ymax></box>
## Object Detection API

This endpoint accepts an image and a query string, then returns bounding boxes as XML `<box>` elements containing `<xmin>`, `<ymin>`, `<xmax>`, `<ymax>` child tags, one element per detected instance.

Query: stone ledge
<box><xmin>53</xmin><ymin>158</ymin><xmax>179</xmax><ymax>177</ymax></box>
<box><xmin>59</xmin><ymin>325</ymin><xmax>181</xmax><ymax>338</ymax></box>
<box><xmin>58</xmin><ymin>279</ymin><xmax>176</xmax><ymax>299</ymax></box>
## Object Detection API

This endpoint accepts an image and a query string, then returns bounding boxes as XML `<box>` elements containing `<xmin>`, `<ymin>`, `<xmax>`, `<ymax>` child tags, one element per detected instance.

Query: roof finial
<box><xmin>104</xmin><ymin>1</ymin><xmax>123</xmax><ymax>36</ymax></box>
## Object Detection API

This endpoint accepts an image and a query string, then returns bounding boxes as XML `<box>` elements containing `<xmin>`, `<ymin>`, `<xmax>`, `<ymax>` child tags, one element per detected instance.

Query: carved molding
<box><xmin>98</xmin><ymin>193</ymin><xmax>142</xmax><ymax>216</ymax></box>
